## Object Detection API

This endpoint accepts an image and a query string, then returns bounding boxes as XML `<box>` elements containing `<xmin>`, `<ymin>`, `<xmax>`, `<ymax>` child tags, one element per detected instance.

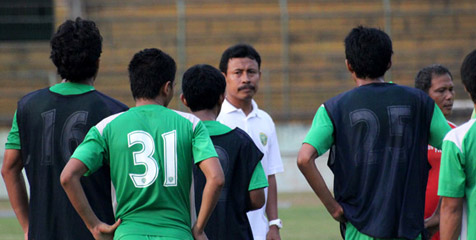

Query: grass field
<box><xmin>0</xmin><ymin>192</ymin><xmax>342</xmax><ymax>240</ymax></box>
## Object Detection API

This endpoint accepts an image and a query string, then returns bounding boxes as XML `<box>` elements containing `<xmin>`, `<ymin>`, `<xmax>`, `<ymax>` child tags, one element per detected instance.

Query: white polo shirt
<box><xmin>217</xmin><ymin>99</ymin><xmax>284</xmax><ymax>240</ymax></box>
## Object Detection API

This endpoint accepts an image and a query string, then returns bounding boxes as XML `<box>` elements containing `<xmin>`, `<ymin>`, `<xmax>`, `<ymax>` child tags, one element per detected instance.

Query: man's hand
<box><xmin>192</xmin><ymin>223</ymin><xmax>208</xmax><ymax>240</ymax></box>
<box><xmin>331</xmin><ymin>203</ymin><xmax>346</xmax><ymax>223</ymax></box>
<box><xmin>266</xmin><ymin>225</ymin><xmax>281</xmax><ymax>240</ymax></box>
<box><xmin>90</xmin><ymin>219</ymin><xmax>121</xmax><ymax>240</ymax></box>
<box><xmin>425</xmin><ymin>213</ymin><xmax>439</xmax><ymax>239</ymax></box>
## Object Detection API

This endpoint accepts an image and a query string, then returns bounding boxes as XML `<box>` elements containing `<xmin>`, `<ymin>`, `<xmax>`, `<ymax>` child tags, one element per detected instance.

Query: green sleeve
<box><xmin>428</xmin><ymin>104</ymin><xmax>452</xmax><ymax>149</ymax></box>
<box><xmin>71</xmin><ymin>126</ymin><xmax>108</xmax><ymax>176</ymax></box>
<box><xmin>248</xmin><ymin>162</ymin><xmax>269</xmax><ymax>191</ymax></box>
<box><xmin>5</xmin><ymin>111</ymin><xmax>21</xmax><ymax>150</ymax></box>
<box><xmin>303</xmin><ymin>105</ymin><xmax>334</xmax><ymax>156</ymax></box>
<box><xmin>192</xmin><ymin>121</ymin><xmax>218</xmax><ymax>164</ymax></box>
<box><xmin>438</xmin><ymin>139</ymin><xmax>465</xmax><ymax>198</ymax></box>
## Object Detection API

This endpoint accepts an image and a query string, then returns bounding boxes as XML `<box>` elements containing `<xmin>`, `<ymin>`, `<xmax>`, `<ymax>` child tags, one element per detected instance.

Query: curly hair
<box><xmin>414</xmin><ymin>64</ymin><xmax>453</xmax><ymax>93</ymax></box>
<box><xmin>344</xmin><ymin>26</ymin><xmax>393</xmax><ymax>79</ymax></box>
<box><xmin>128</xmin><ymin>48</ymin><xmax>176</xmax><ymax>100</ymax></box>
<box><xmin>182</xmin><ymin>64</ymin><xmax>226</xmax><ymax>112</ymax></box>
<box><xmin>50</xmin><ymin>17</ymin><xmax>102</xmax><ymax>82</ymax></box>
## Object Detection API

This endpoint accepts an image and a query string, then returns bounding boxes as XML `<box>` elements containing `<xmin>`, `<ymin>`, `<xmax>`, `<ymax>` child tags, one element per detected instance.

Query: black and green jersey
<box><xmin>193</xmin><ymin>121</ymin><xmax>267</xmax><ymax>240</ymax></box>
<box><xmin>11</xmin><ymin>82</ymin><xmax>128</xmax><ymax>240</ymax></box>
<box><xmin>72</xmin><ymin>105</ymin><xmax>217</xmax><ymax>239</ymax></box>
<box><xmin>304</xmin><ymin>83</ymin><xmax>450</xmax><ymax>239</ymax></box>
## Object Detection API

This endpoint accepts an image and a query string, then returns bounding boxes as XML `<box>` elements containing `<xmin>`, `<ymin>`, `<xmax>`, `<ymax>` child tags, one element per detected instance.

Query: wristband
<box><xmin>269</xmin><ymin>219</ymin><xmax>282</xmax><ymax>229</ymax></box>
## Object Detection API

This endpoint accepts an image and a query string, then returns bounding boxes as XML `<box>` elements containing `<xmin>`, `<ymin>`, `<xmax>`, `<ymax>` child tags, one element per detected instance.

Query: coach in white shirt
<box><xmin>217</xmin><ymin>43</ymin><xmax>284</xmax><ymax>240</ymax></box>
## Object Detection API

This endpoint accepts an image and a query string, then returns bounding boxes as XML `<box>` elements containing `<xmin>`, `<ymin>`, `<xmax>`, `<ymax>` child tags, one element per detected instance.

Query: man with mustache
<box><xmin>217</xmin><ymin>44</ymin><xmax>284</xmax><ymax>240</ymax></box>
<box><xmin>414</xmin><ymin>64</ymin><xmax>456</xmax><ymax>240</ymax></box>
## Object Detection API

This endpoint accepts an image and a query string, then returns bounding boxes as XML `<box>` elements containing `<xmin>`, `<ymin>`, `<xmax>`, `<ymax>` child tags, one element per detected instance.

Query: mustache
<box><xmin>238</xmin><ymin>84</ymin><xmax>255</xmax><ymax>91</ymax></box>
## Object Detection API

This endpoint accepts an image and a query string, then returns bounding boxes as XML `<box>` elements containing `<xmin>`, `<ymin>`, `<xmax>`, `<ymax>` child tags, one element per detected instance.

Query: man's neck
<box><xmin>63</xmin><ymin>78</ymin><xmax>94</xmax><ymax>86</ymax></box>
<box><xmin>226</xmin><ymin>96</ymin><xmax>253</xmax><ymax>116</ymax></box>
<box><xmin>192</xmin><ymin>110</ymin><xmax>217</xmax><ymax>121</ymax></box>
<box><xmin>135</xmin><ymin>97</ymin><xmax>166</xmax><ymax>107</ymax></box>
<box><xmin>354</xmin><ymin>76</ymin><xmax>385</xmax><ymax>86</ymax></box>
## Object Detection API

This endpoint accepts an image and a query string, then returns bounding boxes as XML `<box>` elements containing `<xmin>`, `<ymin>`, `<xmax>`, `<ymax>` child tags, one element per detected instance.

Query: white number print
<box><xmin>128</xmin><ymin>131</ymin><xmax>159</xmax><ymax>188</ymax></box>
<box><xmin>162</xmin><ymin>130</ymin><xmax>177</xmax><ymax>186</ymax></box>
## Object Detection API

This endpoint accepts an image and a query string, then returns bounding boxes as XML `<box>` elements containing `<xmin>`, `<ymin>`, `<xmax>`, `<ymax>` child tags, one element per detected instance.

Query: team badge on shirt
<box><xmin>259</xmin><ymin>132</ymin><xmax>268</xmax><ymax>146</ymax></box>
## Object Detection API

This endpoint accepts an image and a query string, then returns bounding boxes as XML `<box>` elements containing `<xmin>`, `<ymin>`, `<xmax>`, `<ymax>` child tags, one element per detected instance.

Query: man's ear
<box><xmin>387</xmin><ymin>60</ymin><xmax>392</xmax><ymax>70</ymax></box>
<box><xmin>218</xmin><ymin>93</ymin><xmax>225</xmax><ymax>106</ymax></box>
<box><xmin>345</xmin><ymin>59</ymin><xmax>354</xmax><ymax>73</ymax></box>
<box><xmin>162</xmin><ymin>81</ymin><xmax>173</xmax><ymax>95</ymax></box>
<box><xmin>180</xmin><ymin>93</ymin><xmax>189</xmax><ymax>107</ymax></box>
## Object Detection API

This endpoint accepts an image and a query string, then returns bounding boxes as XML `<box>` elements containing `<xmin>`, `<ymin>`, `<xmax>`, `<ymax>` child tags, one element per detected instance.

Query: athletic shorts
<box><xmin>115</xmin><ymin>235</ymin><xmax>187</xmax><ymax>240</ymax></box>
<box><xmin>346</xmin><ymin>222</ymin><xmax>422</xmax><ymax>240</ymax></box>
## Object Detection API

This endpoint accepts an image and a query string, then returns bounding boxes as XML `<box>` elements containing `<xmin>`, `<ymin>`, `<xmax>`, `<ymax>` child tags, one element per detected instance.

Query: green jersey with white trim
<box><xmin>438</xmin><ymin>119</ymin><xmax>476</xmax><ymax>239</ymax></box>
<box><xmin>72</xmin><ymin>104</ymin><xmax>218</xmax><ymax>239</ymax></box>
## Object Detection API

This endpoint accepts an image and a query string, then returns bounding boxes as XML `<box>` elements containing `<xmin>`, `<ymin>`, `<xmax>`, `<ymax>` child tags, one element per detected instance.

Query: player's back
<box><xmin>193</xmin><ymin>124</ymin><xmax>263</xmax><ymax>240</ymax></box>
<box><xmin>324</xmin><ymin>82</ymin><xmax>435</xmax><ymax>239</ymax></box>
<box><xmin>96</xmin><ymin>104</ymin><xmax>207</xmax><ymax>239</ymax></box>
<box><xmin>16</xmin><ymin>87</ymin><xmax>127</xmax><ymax>240</ymax></box>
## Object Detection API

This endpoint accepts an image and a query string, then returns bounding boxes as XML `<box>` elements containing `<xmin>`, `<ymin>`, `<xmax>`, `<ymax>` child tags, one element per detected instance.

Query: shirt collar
<box><xmin>203</xmin><ymin>121</ymin><xmax>232</xmax><ymax>136</ymax></box>
<box><xmin>49</xmin><ymin>82</ymin><xmax>95</xmax><ymax>95</ymax></box>
<box><xmin>221</xmin><ymin>98</ymin><xmax>260</xmax><ymax>118</ymax></box>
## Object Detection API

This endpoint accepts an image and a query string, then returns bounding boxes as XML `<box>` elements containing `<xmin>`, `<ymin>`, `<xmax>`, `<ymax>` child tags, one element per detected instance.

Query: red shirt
<box><xmin>424</xmin><ymin>121</ymin><xmax>456</xmax><ymax>240</ymax></box>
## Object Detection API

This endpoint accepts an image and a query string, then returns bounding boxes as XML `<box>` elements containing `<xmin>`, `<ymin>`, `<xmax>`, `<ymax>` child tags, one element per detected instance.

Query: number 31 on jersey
<box><xmin>127</xmin><ymin>130</ymin><xmax>177</xmax><ymax>188</ymax></box>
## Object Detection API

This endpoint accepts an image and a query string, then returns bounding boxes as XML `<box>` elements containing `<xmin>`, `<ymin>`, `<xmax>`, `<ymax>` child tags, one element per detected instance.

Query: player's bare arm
<box><xmin>266</xmin><ymin>174</ymin><xmax>281</xmax><ymax>240</ymax></box>
<box><xmin>60</xmin><ymin>158</ymin><xmax>121</xmax><ymax>240</ymax></box>
<box><xmin>1</xmin><ymin>149</ymin><xmax>29</xmax><ymax>238</ymax></box>
<box><xmin>193</xmin><ymin>157</ymin><xmax>224</xmax><ymax>239</ymax></box>
<box><xmin>249</xmin><ymin>188</ymin><xmax>265</xmax><ymax>210</ymax></box>
<box><xmin>424</xmin><ymin>197</ymin><xmax>441</xmax><ymax>238</ymax></box>
<box><xmin>440</xmin><ymin>197</ymin><xmax>463</xmax><ymax>240</ymax></box>
<box><xmin>297</xmin><ymin>143</ymin><xmax>345</xmax><ymax>223</ymax></box>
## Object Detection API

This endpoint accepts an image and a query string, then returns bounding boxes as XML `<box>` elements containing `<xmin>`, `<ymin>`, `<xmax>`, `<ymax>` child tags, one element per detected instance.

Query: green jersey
<box><xmin>438</xmin><ymin>119</ymin><xmax>476</xmax><ymax>239</ymax></box>
<box><xmin>72</xmin><ymin>104</ymin><xmax>218</xmax><ymax>239</ymax></box>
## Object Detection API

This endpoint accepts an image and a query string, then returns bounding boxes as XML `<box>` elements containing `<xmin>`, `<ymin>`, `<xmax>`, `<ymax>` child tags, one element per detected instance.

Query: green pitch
<box><xmin>0</xmin><ymin>192</ymin><xmax>341</xmax><ymax>240</ymax></box>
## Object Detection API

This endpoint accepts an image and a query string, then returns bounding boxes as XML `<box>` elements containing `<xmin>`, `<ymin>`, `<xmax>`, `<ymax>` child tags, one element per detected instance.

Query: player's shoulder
<box><xmin>231</xmin><ymin>127</ymin><xmax>254</xmax><ymax>142</ymax></box>
<box><xmin>255</xmin><ymin>108</ymin><xmax>275</xmax><ymax>124</ymax></box>
<box><xmin>171</xmin><ymin>110</ymin><xmax>201</xmax><ymax>130</ymax></box>
<box><xmin>229</xmin><ymin>128</ymin><xmax>263</xmax><ymax>155</ymax></box>
<box><xmin>95</xmin><ymin>111</ymin><xmax>128</xmax><ymax>134</ymax></box>
<box><xmin>444</xmin><ymin>119</ymin><xmax>476</xmax><ymax>149</ymax></box>
<box><xmin>19</xmin><ymin>87</ymin><xmax>50</xmax><ymax>104</ymax></box>
<box><xmin>91</xmin><ymin>90</ymin><xmax>129</xmax><ymax>111</ymax></box>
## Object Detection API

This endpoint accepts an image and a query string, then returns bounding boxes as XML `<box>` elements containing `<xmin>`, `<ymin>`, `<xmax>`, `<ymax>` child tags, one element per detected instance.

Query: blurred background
<box><xmin>1</xmin><ymin>0</ymin><xmax>476</xmax><ymax>238</ymax></box>
<box><xmin>2</xmin><ymin>0</ymin><xmax>476</xmax><ymax>195</ymax></box>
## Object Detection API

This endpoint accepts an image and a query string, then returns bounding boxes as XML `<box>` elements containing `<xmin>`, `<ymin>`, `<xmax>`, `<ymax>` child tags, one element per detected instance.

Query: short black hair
<box><xmin>128</xmin><ymin>48</ymin><xmax>176</xmax><ymax>100</ymax></box>
<box><xmin>414</xmin><ymin>64</ymin><xmax>453</xmax><ymax>93</ymax></box>
<box><xmin>461</xmin><ymin>49</ymin><xmax>476</xmax><ymax>103</ymax></box>
<box><xmin>50</xmin><ymin>18</ymin><xmax>102</xmax><ymax>82</ymax></box>
<box><xmin>182</xmin><ymin>64</ymin><xmax>226</xmax><ymax>112</ymax></box>
<box><xmin>344</xmin><ymin>26</ymin><xmax>393</xmax><ymax>79</ymax></box>
<box><xmin>219</xmin><ymin>43</ymin><xmax>261</xmax><ymax>74</ymax></box>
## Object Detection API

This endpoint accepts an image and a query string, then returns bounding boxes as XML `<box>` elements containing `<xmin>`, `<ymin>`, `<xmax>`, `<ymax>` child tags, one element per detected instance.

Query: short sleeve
<box><xmin>248</xmin><ymin>162</ymin><xmax>268</xmax><ymax>191</ymax></box>
<box><xmin>5</xmin><ymin>111</ymin><xmax>21</xmax><ymax>150</ymax></box>
<box><xmin>303</xmin><ymin>105</ymin><xmax>335</xmax><ymax>156</ymax></box>
<box><xmin>438</xmin><ymin>139</ymin><xmax>466</xmax><ymax>198</ymax></box>
<box><xmin>71</xmin><ymin>126</ymin><xmax>108</xmax><ymax>176</ymax></box>
<box><xmin>428</xmin><ymin>104</ymin><xmax>452</xmax><ymax>149</ymax></box>
<box><xmin>192</xmin><ymin>121</ymin><xmax>218</xmax><ymax>164</ymax></box>
<box><xmin>266</xmin><ymin>125</ymin><xmax>284</xmax><ymax>175</ymax></box>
